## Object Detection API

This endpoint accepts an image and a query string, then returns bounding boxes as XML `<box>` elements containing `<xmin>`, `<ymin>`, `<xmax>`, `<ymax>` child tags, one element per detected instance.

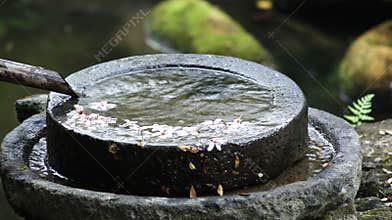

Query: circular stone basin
<box><xmin>0</xmin><ymin>109</ymin><xmax>361</xmax><ymax>219</ymax></box>
<box><xmin>46</xmin><ymin>55</ymin><xmax>307</xmax><ymax>196</ymax></box>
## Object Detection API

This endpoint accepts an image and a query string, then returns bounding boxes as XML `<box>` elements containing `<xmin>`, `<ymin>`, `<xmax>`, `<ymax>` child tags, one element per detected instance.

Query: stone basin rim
<box><xmin>0</xmin><ymin>108</ymin><xmax>362</xmax><ymax>219</ymax></box>
<box><xmin>45</xmin><ymin>54</ymin><xmax>309</xmax><ymax>196</ymax></box>
<box><xmin>47</xmin><ymin>54</ymin><xmax>306</xmax><ymax>147</ymax></box>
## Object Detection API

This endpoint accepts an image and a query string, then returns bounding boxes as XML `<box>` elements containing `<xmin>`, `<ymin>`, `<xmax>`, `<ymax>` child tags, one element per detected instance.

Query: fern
<box><xmin>344</xmin><ymin>94</ymin><xmax>375</xmax><ymax>127</ymax></box>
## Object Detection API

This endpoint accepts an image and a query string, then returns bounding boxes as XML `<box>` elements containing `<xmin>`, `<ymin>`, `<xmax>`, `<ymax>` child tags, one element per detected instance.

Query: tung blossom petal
<box><xmin>89</xmin><ymin>101</ymin><xmax>117</xmax><ymax>111</ymax></box>
<box><xmin>206</xmin><ymin>138</ymin><xmax>227</xmax><ymax>151</ymax></box>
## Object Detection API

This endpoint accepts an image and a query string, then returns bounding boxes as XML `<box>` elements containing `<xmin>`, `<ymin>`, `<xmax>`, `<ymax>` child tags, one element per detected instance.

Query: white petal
<box><xmin>176</xmin><ymin>130</ymin><xmax>188</xmax><ymax>137</ymax></box>
<box><xmin>214</xmin><ymin>119</ymin><xmax>223</xmax><ymax>124</ymax></box>
<box><xmin>215</xmin><ymin>144</ymin><xmax>222</xmax><ymax>151</ymax></box>
<box><xmin>201</xmin><ymin>120</ymin><xmax>213</xmax><ymax>126</ymax></box>
<box><xmin>207</xmin><ymin>142</ymin><xmax>215</xmax><ymax>151</ymax></box>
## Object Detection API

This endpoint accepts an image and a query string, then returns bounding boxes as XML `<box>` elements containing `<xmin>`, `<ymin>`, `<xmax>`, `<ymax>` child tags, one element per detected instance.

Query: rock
<box><xmin>15</xmin><ymin>94</ymin><xmax>47</xmax><ymax>122</ymax></box>
<box><xmin>322</xmin><ymin>202</ymin><xmax>357</xmax><ymax>220</ymax></box>
<box><xmin>0</xmin><ymin>109</ymin><xmax>363</xmax><ymax>219</ymax></box>
<box><xmin>356</xmin><ymin>120</ymin><xmax>392</xmax><ymax>198</ymax></box>
<box><xmin>355</xmin><ymin>197</ymin><xmax>386</xmax><ymax>212</ymax></box>
<box><xmin>355</xmin><ymin>120</ymin><xmax>392</xmax><ymax>219</ymax></box>
<box><xmin>338</xmin><ymin>20</ymin><xmax>392</xmax><ymax>92</ymax></box>
<box><xmin>147</xmin><ymin>0</ymin><xmax>273</xmax><ymax>66</ymax></box>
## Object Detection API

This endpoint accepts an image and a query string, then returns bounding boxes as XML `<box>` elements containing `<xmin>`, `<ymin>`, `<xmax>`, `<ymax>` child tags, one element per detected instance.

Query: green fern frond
<box><xmin>344</xmin><ymin>94</ymin><xmax>375</xmax><ymax>127</ymax></box>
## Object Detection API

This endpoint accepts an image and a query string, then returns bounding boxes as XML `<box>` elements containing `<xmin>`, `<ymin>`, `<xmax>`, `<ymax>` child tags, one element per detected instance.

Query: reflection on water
<box><xmin>1</xmin><ymin>0</ymin><xmax>391</xmax><ymax>218</ymax></box>
<box><xmin>62</xmin><ymin>69</ymin><xmax>277</xmax><ymax>145</ymax></box>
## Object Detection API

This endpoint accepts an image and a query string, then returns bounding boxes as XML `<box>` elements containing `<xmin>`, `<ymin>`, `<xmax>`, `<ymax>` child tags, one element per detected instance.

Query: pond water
<box><xmin>0</xmin><ymin>0</ymin><xmax>391</xmax><ymax>218</ymax></box>
<box><xmin>61</xmin><ymin>69</ymin><xmax>277</xmax><ymax>146</ymax></box>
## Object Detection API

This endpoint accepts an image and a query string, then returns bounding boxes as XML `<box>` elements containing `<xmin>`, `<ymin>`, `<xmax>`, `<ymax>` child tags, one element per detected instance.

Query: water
<box><xmin>28</xmin><ymin>124</ymin><xmax>335</xmax><ymax>197</ymax></box>
<box><xmin>60</xmin><ymin>69</ymin><xmax>278</xmax><ymax>146</ymax></box>
<box><xmin>230</xmin><ymin>126</ymin><xmax>335</xmax><ymax>194</ymax></box>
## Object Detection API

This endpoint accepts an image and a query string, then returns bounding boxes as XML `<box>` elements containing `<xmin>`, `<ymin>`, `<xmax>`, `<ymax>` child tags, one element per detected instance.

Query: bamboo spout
<box><xmin>0</xmin><ymin>59</ymin><xmax>78</xmax><ymax>97</ymax></box>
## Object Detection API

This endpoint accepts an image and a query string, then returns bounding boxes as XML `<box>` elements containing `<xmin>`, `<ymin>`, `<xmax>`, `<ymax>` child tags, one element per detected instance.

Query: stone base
<box><xmin>15</xmin><ymin>94</ymin><xmax>47</xmax><ymax>122</ymax></box>
<box><xmin>0</xmin><ymin>108</ymin><xmax>362</xmax><ymax>219</ymax></box>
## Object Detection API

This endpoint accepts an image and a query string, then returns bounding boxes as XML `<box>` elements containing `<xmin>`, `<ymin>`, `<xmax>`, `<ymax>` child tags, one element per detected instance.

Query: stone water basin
<box><xmin>0</xmin><ymin>55</ymin><xmax>361</xmax><ymax>219</ymax></box>
<box><xmin>46</xmin><ymin>54</ymin><xmax>308</xmax><ymax>196</ymax></box>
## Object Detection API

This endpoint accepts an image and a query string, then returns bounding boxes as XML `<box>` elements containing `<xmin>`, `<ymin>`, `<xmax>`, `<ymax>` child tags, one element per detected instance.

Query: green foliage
<box><xmin>344</xmin><ymin>94</ymin><xmax>375</xmax><ymax>127</ymax></box>
<box><xmin>0</xmin><ymin>0</ymin><xmax>43</xmax><ymax>33</ymax></box>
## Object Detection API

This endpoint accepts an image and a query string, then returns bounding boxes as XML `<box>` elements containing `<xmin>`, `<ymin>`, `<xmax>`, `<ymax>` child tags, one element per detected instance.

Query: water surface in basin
<box><xmin>60</xmin><ymin>69</ymin><xmax>279</xmax><ymax>147</ymax></box>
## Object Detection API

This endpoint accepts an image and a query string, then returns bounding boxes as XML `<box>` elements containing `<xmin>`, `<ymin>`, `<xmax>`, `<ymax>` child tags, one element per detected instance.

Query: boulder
<box><xmin>15</xmin><ymin>94</ymin><xmax>47</xmax><ymax>122</ymax></box>
<box><xmin>147</xmin><ymin>0</ymin><xmax>273</xmax><ymax>66</ymax></box>
<box><xmin>322</xmin><ymin>202</ymin><xmax>357</xmax><ymax>220</ymax></box>
<box><xmin>338</xmin><ymin>20</ymin><xmax>392</xmax><ymax>92</ymax></box>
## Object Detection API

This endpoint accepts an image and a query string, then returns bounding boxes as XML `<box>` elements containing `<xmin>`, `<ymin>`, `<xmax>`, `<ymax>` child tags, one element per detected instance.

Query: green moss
<box><xmin>337</xmin><ymin>20</ymin><xmax>392</xmax><ymax>91</ymax></box>
<box><xmin>358</xmin><ymin>180</ymin><xmax>390</xmax><ymax>198</ymax></box>
<box><xmin>148</xmin><ymin>0</ymin><xmax>273</xmax><ymax>65</ymax></box>
<box><xmin>358</xmin><ymin>208</ymin><xmax>392</xmax><ymax>220</ymax></box>
<box><xmin>17</xmin><ymin>165</ymin><xmax>28</xmax><ymax>171</ymax></box>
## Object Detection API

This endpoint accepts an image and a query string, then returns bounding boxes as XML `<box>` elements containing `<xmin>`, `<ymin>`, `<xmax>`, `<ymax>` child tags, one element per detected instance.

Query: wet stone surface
<box><xmin>15</xmin><ymin>94</ymin><xmax>47</xmax><ymax>122</ymax></box>
<box><xmin>0</xmin><ymin>109</ymin><xmax>362</xmax><ymax>219</ymax></box>
<box><xmin>355</xmin><ymin>120</ymin><xmax>392</xmax><ymax>219</ymax></box>
<box><xmin>28</xmin><ymin>125</ymin><xmax>336</xmax><ymax>195</ymax></box>
<box><xmin>45</xmin><ymin>55</ymin><xmax>308</xmax><ymax>196</ymax></box>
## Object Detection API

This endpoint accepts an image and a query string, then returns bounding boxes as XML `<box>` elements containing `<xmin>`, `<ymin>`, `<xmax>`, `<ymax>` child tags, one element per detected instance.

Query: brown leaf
<box><xmin>238</xmin><ymin>192</ymin><xmax>250</xmax><ymax>197</ymax></box>
<box><xmin>217</xmin><ymin>184</ymin><xmax>224</xmax><ymax>196</ymax></box>
<box><xmin>108</xmin><ymin>144</ymin><xmax>119</xmax><ymax>154</ymax></box>
<box><xmin>189</xmin><ymin>162</ymin><xmax>196</xmax><ymax>170</ymax></box>
<box><xmin>177</xmin><ymin>145</ymin><xmax>199</xmax><ymax>153</ymax></box>
<box><xmin>203</xmin><ymin>163</ymin><xmax>208</xmax><ymax>174</ymax></box>
<box><xmin>234</xmin><ymin>155</ymin><xmax>240</xmax><ymax>169</ymax></box>
<box><xmin>136</xmin><ymin>140</ymin><xmax>145</xmax><ymax>148</ymax></box>
<box><xmin>232</xmin><ymin>170</ymin><xmax>240</xmax><ymax>175</ymax></box>
<box><xmin>189</xmin><ymin>185</ymin><xmax>197</xmax><ymax>198</ymax></box>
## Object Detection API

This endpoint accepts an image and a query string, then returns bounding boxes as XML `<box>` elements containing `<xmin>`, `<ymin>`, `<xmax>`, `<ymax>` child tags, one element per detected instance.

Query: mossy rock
<box><xmin>354</xmin><ymin>121</ymin><xmax>392</xmax><ymax>219</ymax></box>
<box><xmin>338</xmin><ymin>20</ymin><xmax>392</xmax><ymax>91</ymax></box>
<box><xmin>322</xmin><ymin>202</ymin><xmax>357</xmax><ymax>220</ymax></box>
<box><xmin>147</xmin><ymin>0</ymin><xmax>273</xmax><ymax>65</ymax></box>
<box><xmin>355</xmin><ymin>197</ymin><xmax>386</xmax><ymax>212</ymax></box>
<box><xmin>356</xmin><ymin>120</ymin><xmax>392</xmax><ymax>199</ymax></box>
